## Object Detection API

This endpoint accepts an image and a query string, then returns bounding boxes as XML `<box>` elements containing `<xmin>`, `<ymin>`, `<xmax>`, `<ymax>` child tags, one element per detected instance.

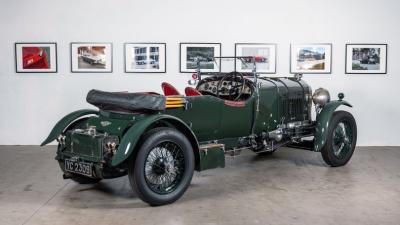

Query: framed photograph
<box><xmin>235</xmin><ymin>43</ymin><xmax>276</xmax><ymax>73</ymax></box>
<box><xmin>290</xmin><ymin>43</ymin><xmax>332</xmax><ymax>74</ymax></box>
<box><xmin>125</xmin><ymin>43</ymin><xmax>166</xmax><ymax>73</ymax></box>
<box><xmin>71</xmin><ymin>42</ymin><xmax>112</xmax><ymax>73</ymax></box>
<box><xmin>180</xmin><ymin>43</ymin><xmax>221</xmax><ymax>73</ymax></box>
<box><xmin>15</xmin><ymin>42</ymin><xmax>57</xmax><ymax>73</ymax></box>
<box><xmin>345</xmin><ymin>44</ymin><xmax>387</xmax><ymax>74</ymax></box>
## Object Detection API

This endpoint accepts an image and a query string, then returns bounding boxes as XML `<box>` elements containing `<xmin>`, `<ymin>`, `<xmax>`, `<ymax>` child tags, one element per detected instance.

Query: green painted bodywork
<box><xmin>87</xmin><ymin>110</ymin><xmax>138</xmax><ymax>136</ymax></box>
<box><xmin>111</xmin><ymin>113</ymin><xmax>198</xmax><ymax>166</ymax></box>
<box><xmin>41</xmin><ymin>109</ymin><xmax>99</xmax><ymax>146</ymax></box>
<box><xmin>107</xmin><ymin>77</ymin><xmax>311</xmax><ymax>169</ymax></box>
<box><xmin>314</xmin><ymin>100</ymin><xmax>352</xmax><ymax>152</ymax></box>
<box><xmin>199</xmin><ymin>147</ymin><xmax>225</xmax><ymax>171</ymax></box>
<box><xmin>253</xmin><ymin>78</ymin><xmax>311</xmax><ymax>134</ymax></box>
<box><xmin>164</xmin><ymin>95</ymin><xmax>254</xmax><ymax>142</ymax></box>
<box><xmin>43</xmin><ymin>76</ymin><xmax>353</xmax><ymax>176</ymax></box>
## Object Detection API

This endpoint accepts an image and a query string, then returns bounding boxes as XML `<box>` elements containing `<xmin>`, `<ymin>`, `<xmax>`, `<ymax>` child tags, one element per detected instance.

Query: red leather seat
<box><xmin>185</xmin><ymin>87</ymin><xmax>202</xmax><ymax>96</ymax></box>
<box><xmin>162</xmin><ymin>82</ymin><xmax>181</xmax><ymax>96</ymax></box>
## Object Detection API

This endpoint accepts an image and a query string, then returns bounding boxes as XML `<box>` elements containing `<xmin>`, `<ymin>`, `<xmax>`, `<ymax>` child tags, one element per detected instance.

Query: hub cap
<box><xmin>332</xmin><ymin>122</ymin><xmax>353</xmax><ymax>159</ymax></box>
<box><xmin>144</xmin><ymin>141</ymin><xmax>185</xmax><ymax>194</ymax></box>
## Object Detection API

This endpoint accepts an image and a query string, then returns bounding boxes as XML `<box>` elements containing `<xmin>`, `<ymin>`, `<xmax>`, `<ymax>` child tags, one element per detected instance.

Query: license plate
<box><xmin>65</xmin><ymin>159</ymin><xmax>93</xmax><ymax>177</ymax></box>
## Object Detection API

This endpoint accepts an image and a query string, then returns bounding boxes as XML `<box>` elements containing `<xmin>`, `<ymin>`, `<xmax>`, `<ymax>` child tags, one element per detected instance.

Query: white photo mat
<box><xmin>235</xmin><ymin>43</ymin><xmax>276</xmax><ymax>73</ymax></box>
<box><xmin>345</xmin><ymin>44</ymin><xmax>387</xmax><ymax>74</ymax></box>
<box><xmin>180</xmin><ymin>43</ymin><xmax>221</xmax><ymax>73</ymax></box>
<box><xmin>290</xmin><ymin>44</ymin><xmax>332</xmax><ymax>74</ymax></box>
<box><xmin>15</xmin><ymin>43</ymin><xmax>57</xmax><ymax>73</ymax></box>
<box><xmin>71</xmin><ymin>42</ymin><xmax>112</xmax><ymax>73</ymax></box>
<box><xmin>125</xmin><ymin>43</ymin><xmax>166</xmax><ymax>73</ymax></box>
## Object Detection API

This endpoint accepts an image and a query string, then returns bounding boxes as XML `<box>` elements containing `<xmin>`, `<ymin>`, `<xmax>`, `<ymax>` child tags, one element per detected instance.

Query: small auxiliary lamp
<box><xmin>338</xmin><ymin>93</ymin><xmax>345</xmax><ymax>101</ymax></box>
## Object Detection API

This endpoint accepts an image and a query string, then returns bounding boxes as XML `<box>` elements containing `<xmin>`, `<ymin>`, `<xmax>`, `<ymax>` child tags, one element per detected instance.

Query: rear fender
<box><xmin>314</xmin><ymin>100</ymin><xmax>352</xmax><ymax>152</ymax></box>
<box><xmin>111</xmin><ymin>114</ymin><xmax>199</xmax><ymax>167</ymax></box>
<box><xmin>41</xmin><ymin>109</ymin><xmax>98</xmax><ymax>146</ymax></box>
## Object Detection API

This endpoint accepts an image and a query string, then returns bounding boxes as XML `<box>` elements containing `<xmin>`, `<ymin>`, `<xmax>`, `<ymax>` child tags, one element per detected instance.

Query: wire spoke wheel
<box><xmin>321</xmin><ymin>111</ymin><xmax>357</xmax><ymax>167</ymax></box>
<box><xmin>144</xmin><ymin>141</ymin><xmax>185</xmax><ymax>195</ymax></box>
<box><xmin>129</xmin><ymin>127</ymin><xmax>195</xmax><ymax>205</ymax></box>
<box><xmin>332</xmin><ymin>121</ymin><xmax>353</xmax><ymax>159</ymax></box>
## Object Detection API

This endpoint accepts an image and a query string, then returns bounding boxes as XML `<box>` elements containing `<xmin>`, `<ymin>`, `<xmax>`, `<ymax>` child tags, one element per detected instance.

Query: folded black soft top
<box><xmin>86</xmin><ymin>89</ymin><xmax>166</xmax><ymax>112</ymax></box>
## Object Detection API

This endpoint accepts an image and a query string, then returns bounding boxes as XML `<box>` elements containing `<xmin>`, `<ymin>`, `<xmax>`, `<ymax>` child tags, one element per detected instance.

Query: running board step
<box><xmin>199</xmin><ymin>143</ymin><xmax>225</xmax><ymax>152</ymax></box>
<box><xmin>197</xmin><ymin>143</ymin><xmax>225</xmax><ymax>171</ymax></box>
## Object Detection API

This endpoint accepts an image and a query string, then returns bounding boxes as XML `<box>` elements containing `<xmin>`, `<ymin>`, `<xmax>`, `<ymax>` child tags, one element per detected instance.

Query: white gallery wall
<box><xmin>0</xmin><ymin>0</ymin><xmax>399</xmax><ymax>145</ymax></box>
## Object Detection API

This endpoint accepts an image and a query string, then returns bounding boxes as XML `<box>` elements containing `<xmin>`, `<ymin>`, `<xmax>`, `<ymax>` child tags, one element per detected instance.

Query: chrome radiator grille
<box><xmin>280</xmin><ymin>97</ymin><xmax>306</xmax><ymax>122</ymax></box>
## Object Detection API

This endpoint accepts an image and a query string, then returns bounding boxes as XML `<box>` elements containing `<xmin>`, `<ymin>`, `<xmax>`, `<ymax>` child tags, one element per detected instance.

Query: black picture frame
<box><xmin>15</xmin><ymin>42</ymin><xmax>58</xmax><ymax>73</ymax></box>
<box><xmin>179</xmin><ymin>42</ymin><xmax>221</xmax><ymax>73</ymax></box>
<box><xmin>124</xmin><ymin>42</ymin><xmax>167</xmax><ymax>73</ymax></box>
<box><xmin>234</xmin><ymin>43</ymin><xmax>277</xmax><ymax>74</ymax></box>
<box><xmin>70</xmin><ymin>42</ymin><xmax>113</xmax><ymax>73</ymax></box>
<box><xmin>290</xmin><ymin>43</ymin><xmax>332</xmax><ymax>74</ymax></box>
<box><xmin>345</xmin><ymin>43</ymin><xmax>387</xmax><ymax>74</ymax></box>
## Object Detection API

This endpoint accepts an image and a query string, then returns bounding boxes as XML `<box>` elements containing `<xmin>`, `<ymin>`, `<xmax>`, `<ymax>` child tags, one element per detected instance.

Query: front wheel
<box><xmin>128</xmin><ymin>127</ymin><xmax>195</xmax><ymax>206</ymax></box>
<box><xmin>321</xmin><ymin>111</ymin><xmax>357</xmax><ymax>167</ymax></box>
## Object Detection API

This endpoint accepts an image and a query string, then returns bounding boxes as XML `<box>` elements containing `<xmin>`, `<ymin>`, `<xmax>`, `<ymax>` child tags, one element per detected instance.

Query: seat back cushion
<box><xmin>162</xmin><ymin>82</ymin><xmax>181</xmax><ymax>96</ymax></box>
<box><xmin>185</xmin><ymin>87</ymin><xmax>202</xmax><ymax>96</ymax></box>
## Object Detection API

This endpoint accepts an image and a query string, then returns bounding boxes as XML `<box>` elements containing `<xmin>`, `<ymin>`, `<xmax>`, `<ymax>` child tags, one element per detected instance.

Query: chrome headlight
<box><xmin>312</xmin><ymin>88</ymin><xmax>330</xmax><ymax>106</ymax></box>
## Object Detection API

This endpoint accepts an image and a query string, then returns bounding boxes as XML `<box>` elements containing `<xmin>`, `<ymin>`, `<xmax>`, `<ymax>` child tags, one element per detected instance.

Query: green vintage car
<box><xmin>42</xmin><ymin>57</ymin><xmax>357</xmax><ymax>206</ymax></box>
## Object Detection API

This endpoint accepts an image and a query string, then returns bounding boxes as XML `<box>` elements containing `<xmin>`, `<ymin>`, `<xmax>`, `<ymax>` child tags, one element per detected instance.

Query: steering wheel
<box><xmin>217</xmin><ymin>71</ymin><xmax>245</xmax><ymax>101</ymax></box>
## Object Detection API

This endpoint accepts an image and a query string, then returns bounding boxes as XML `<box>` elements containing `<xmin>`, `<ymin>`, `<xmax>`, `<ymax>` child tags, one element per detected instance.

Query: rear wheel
<box><xmin>321</xmin><ymin>111</ymin><xmax>357</xmax><ymax>167</ymax></box>
<box><xmin>128</xmin><ymin>127</ymin><xmax>194</xmax><ymax>206</ymax></box>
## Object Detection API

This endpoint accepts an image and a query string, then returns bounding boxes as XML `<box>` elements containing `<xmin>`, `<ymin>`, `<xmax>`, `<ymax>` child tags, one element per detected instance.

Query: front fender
<box><xmin>111</xmin><ymin>114</ymin><xmax>198</xmax><ymax>167</ymax></box>
<box><xmin>41</xmin><ymin>109</ymin><xmax>98</xmax><ymax>146</ymax></box>
<box><xmin>314</xmin><ymin>100</ymin><xmax>352</xmax><ymax>152</ymax></box>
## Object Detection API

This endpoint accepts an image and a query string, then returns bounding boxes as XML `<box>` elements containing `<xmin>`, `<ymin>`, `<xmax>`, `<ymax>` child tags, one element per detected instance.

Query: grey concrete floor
<box><xmin>0</xmin><ymin>146</ymin><xmax>399</xmax><ymax>225</ymax></box>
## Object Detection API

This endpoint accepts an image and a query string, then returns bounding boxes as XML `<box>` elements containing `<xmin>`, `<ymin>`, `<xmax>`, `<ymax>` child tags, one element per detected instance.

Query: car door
<box><xmin>187</xmin><ymin>96</ymin><xmax>223</xmax><ymax>141</ymax></box>
<box><xmin>166</xmin><ymin>95</ymin><xmax>223</xmax><ymax>142</ymax></box>
<box><xmin>218</xmin><ymin>96</ymin><xmax>254</xmax><ymax>138</ymax></box>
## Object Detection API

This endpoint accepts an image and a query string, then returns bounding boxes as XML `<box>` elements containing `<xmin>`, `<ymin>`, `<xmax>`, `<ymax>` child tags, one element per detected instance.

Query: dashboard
<box><xmin>196</xmin><ymin>77</ymin><xmax>253</xmax><ymax>99</ymax></box>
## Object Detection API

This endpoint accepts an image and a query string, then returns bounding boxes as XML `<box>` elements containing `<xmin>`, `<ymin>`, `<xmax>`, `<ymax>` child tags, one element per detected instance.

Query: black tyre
<box><xmin>58</xmin><ymin>161</ymin><xmax>101</xmax><ymax>184</ymax></box>
<box><xmin>321</xmin><ymin>111</ymin><xmax>357</xmax><ymax>167</ymax></box>
<box><xmin>128</xmin><ymin>127</ymin><xmax>195</xmax><ymax>206</ymax></box>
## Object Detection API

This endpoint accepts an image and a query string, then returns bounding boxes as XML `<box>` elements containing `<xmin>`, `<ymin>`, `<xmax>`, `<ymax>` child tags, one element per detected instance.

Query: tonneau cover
<box><xmin>86</xmin><ymin>89</ymin><xmax>166</xmax><ymax>112</ymax></box>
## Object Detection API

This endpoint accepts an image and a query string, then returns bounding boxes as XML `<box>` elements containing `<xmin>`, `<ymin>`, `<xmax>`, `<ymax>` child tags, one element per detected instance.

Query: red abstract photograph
<box><xmin>22</xmin><ymin>46</ymin><xmax>50</xmax><ymax>69</ymax></box>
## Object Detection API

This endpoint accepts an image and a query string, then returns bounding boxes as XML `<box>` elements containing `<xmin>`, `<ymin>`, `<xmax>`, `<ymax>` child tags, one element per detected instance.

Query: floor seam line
<box><xmin>21</xmin><ymin>181</ymin><xmax>70</xmax><ymax>225</ymax></box>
